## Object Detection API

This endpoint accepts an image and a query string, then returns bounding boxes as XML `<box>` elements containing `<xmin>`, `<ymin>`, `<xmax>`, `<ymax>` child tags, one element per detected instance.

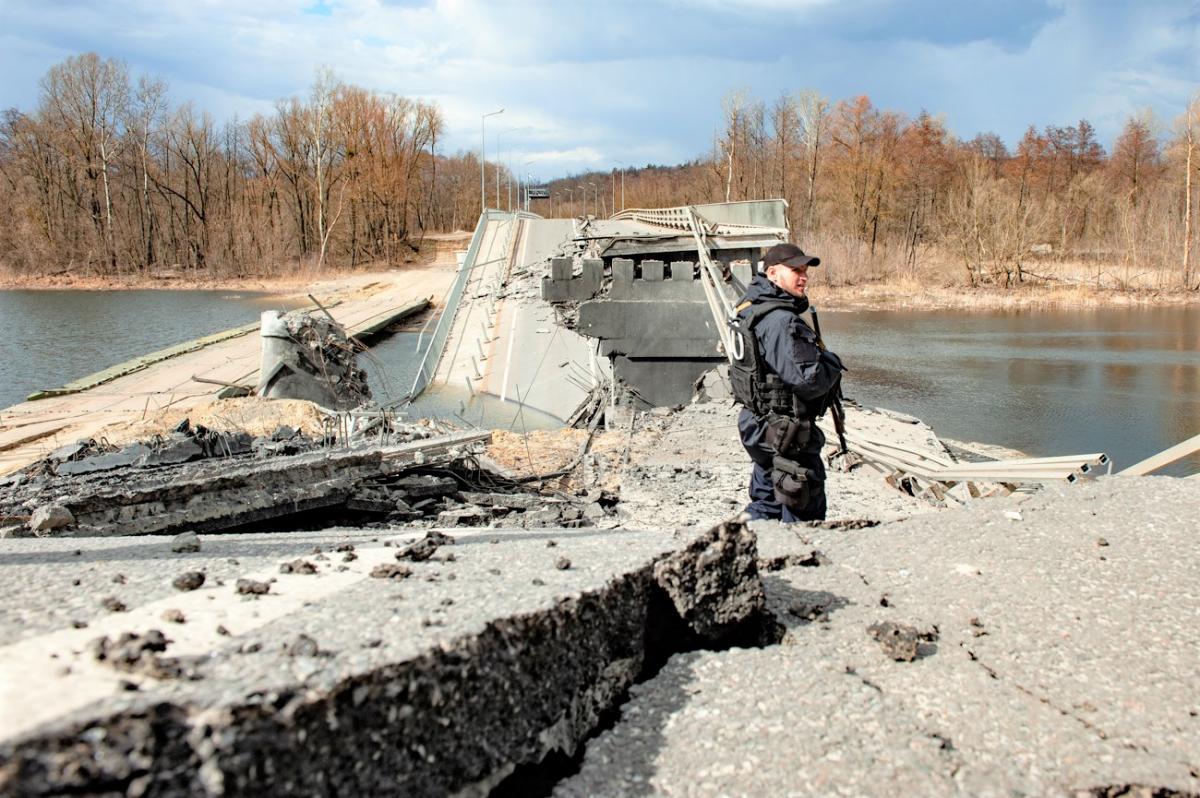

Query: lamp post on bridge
<box><xmin>615</xmin><ymin>159</ymin><xmax>625</xmax><ymax>211</ymax></box>
<box><xmin>480</xmin><ymin>107</ymin><xmax>504</xmax><ymax>213</ymax></box>
<box><xmin>500</xmin><ymin>126</ymin><xmax>531</xmax><ymax>212</ymax></box>
<box><xmin>588</xmin><ymin>182</ymin><xmax>599</xmax><ymax>217</ymax></box>
<box><xmin>564</xmin><ymin>187</ymin><xmax>573</xmax><ymax>218</ymax></box>
<box><xmin>523</xmin><ymin>159</ymin><xmax>538</xmax><ymax>212</ymax></box>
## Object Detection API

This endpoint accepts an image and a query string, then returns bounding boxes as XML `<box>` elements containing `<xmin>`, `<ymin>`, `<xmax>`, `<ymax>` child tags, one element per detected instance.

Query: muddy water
<box><xmin>821</xmin><ymin>305</ymin><xmax>1200</xmax><ymax>476</ymax></box>
<box><xmin>0</xmin><ymin>290</ymin><xmax>297</xmax><ymax>409</ymax></box>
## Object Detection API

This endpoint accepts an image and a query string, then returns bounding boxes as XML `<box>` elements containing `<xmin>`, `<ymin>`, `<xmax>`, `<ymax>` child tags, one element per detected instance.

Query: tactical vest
<box><xmin>727</xmin><ymin>298</ymin><xmax>806</xmax><ymax>418</ymax></box>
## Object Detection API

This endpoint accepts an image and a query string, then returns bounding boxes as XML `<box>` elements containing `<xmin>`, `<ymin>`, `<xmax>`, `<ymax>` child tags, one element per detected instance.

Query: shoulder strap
<box><xmin>740</xmin><ymin>298</ymin><xmax>798</xmax><ymax>331</ymax></box>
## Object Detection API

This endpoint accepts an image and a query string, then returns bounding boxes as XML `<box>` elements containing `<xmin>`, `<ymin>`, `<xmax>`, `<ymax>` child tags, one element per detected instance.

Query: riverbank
<box><xmin>8</xmin><ymin>268</ymin><xmax>1198</xmax><ymax>311</ymax></box>
<box><xmin>0</xmin><ymin>263</ymin><xmax>458</xmax><ymax>304</ymax></box>
<box><xmin>0</xmin><ymin>232</ymin><xmax>472</xmax><ymax>294</ymax></box>
<box><xmin>0</xmin><ymin>269</ymin><xmax>337</xmax><ymax>294</ymax></box>
<box><xmin>818</xmin><ymin>280</ymin><xmax>1200</xmax><ymax>311</ymax></box>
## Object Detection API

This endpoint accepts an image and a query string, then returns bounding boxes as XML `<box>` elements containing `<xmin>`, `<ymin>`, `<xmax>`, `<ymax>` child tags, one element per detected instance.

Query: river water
<box><xmin>1</xmin><ymin>291</ymin><xmax>1196</xmax><ymax>475</ymax></box>
<box><xmin>822</xmin><ymin>305</ymin><xmax>1200</xmax><ymax>476</ymax></box>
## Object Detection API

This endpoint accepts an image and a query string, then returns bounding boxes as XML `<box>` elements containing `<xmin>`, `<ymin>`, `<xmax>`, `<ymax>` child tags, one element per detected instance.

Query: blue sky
<box><xmin>1</xmin><ymin>0</ymin><xmax>1196</xmax><ymax>180</ymax></box>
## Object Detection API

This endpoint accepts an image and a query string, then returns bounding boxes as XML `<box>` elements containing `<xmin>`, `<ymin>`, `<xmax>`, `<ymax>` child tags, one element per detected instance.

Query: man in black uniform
<box><xmin>728</xmin><ymin>243</ymin><xmax>845</xmax><ymax>522</ymax></box>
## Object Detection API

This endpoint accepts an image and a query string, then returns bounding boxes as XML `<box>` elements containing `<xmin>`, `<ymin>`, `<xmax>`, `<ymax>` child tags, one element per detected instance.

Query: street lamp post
<box><xmin>522</xmin><ymin>160</ymin><xmax>538</xmax><ymax>212</ymax></box>
<box><xmin>564</xmin><ymin>187</ymin><xmax>573</xmax><ymax>218</ymax></box>
<box><xmin>494</xmin><ymin>146</ymin><xmax>502</xmax><ymax>210</ymax></box>
<box><xmin>588</xmin><ymin>182</ymin><xmax>599</xmax><ymax>217</ymax></box>
<box><xmin>480</xmin><ymin>107</ymin><xmax>504</xmax><ymax>213</ymax></box>
<box><xmin>615</xmin><ymin>159</ymin><xmax>625</xmax><ymax>210</ymax></box>
<box><xmin>500</xmin><ymin>126</ymin><xmax>531</xmax><ymax>213</ymax></box>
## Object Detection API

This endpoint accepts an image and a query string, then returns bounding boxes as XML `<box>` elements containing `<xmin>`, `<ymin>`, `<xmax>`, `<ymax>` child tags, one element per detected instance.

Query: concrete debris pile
<box><xmin>13</xmin><ymin>418</ymin><xmax>320</xmax><ymax>485</ymax></box>
<box><xmin>0</xmin><ymin>412</ymin><xmax>615</xmax><ymax>538</ymax></box>
<box><xmin>258</xmin><ymin>309</ymin><xmax>372</xmax><ymax>410</ymax></box>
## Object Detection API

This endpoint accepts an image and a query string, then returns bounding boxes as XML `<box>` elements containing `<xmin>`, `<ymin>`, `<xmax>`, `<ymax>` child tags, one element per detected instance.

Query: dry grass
<box><xmin>802</xmin><ymin>239</ymin><xmax>1200</xmax><ymax>310</ymax></box>
<box><xmin>0</xmin><ymin>233</ymin><xmax>468</xmax><ymax>292</ymax></box>
<box><xmin>0</xmin><ymin>265</ymin><xmax>355</xmax><ymax>293</ymax></box>
<box><xmin>487</xmin><ymin>428</ymin><xmax>590</xmax><ymax>477</ymax></box>
<box><xmin>93</xmin><ymin>398</ymin><xmax>331</xmax><ymax>449</ymax></box>
<box><xmin>817</xmin><ymin>282</ymin><xmax>1200</xmax><ymax>311</ymax></box>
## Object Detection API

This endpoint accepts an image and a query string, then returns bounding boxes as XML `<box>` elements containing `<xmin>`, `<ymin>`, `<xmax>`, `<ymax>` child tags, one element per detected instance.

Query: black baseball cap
<box><xmin>763</xmin><ymin>243</ymin><xmax>820</xmax><ymax>269</ymax></box>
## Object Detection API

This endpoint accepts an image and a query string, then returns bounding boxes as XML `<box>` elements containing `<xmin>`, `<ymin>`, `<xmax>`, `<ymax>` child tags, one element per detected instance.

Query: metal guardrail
<box><xmin>402</xmin><ymin>209</ymin><xmax>537</xmax><ymax>404</ymax></box>
<box><xmin>405</xmin><ymin>210</ymin><xmax>495</xmax><ymax>402</ymax></box>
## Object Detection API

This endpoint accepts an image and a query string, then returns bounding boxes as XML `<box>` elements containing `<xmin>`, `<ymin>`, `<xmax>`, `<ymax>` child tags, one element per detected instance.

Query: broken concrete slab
<box><xmin>56</xmin><ymin>448</ymin><xmax>381</xmax><ymax>537</ymax></box>
<box><xmin>0</xmin><ymin>521</ymin><xmax>769</xmax><ymax>795</ymax></box>
<box><xmin>557</xmin><ymin>477</ymin><xmax>1200</xmax><ymax>797</ymax></box>
<box><xmin>2</xmin><ymin>430</ymin><xmax>495</xmax><ymax>539</ymax></box>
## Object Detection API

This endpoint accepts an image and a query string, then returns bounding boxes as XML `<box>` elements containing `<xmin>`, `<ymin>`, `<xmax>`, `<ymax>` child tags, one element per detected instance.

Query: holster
<box><xmin>771</xmin><ymin>456</ymin><xmax>822</xmax><ymax>513</ymax></box>
<box><xmin>764</xmin><ymin>413</ymin><xmax>812</xmax><ymax>460</ymax></box>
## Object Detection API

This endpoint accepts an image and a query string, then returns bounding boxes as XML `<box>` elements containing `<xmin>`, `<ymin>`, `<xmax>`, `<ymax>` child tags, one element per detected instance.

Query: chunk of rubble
<box><xmin>867</xmin><ymin>620</ymin><xmax>938</xmax><ymax>662</ymax></box>
<box><xmin>28</xmin><ymin>504</ymin><xmax>74</xmax><ymax>533</ymax></box>
<box><xmin>279</xmin><ymin>560</ymin><xmax>318</xmax><ymax>575</ymax></box>
<box><xmin>392</xmin><ymin>474</ymin><xmax>459</xmax><ymax>499</ymax></box>
<box><xmin>170</xmin><ymin>532</ymin><xmax>201</xmax><ymax>553</ymax></box>
<box><xmin>235</xmin><ymin>579</ymin><xmax>271</xmax><ymax>596</ymax></box>
<box><xmin>172</xmin><ymin>571</ymin><xmax>205</xmax><ymax>592</ymax></box>
<box><xmin>89</xmin><ymin>630</ymin><xmax>186</xmax><ymax>680</ymax></box>
<box><xmin>395</xmin><ymin>531</ymin><xmax>453</xmax><ymax>562</ymax></box>
<box><xmin>370</xmin><ymin>563</ymin><xmax>413</xmax><ymax>580</ymax></box>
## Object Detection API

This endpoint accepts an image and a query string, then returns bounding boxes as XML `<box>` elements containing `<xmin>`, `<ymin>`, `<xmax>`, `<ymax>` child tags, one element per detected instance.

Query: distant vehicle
<box><xmin>527</xmin><ymin>188</ymin><xmax>550</xmax><ymax>199</ymax></box>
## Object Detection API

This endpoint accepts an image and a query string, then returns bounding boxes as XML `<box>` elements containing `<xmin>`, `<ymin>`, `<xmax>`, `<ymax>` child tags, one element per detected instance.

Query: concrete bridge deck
<box><xmin>428</xmin><ymin>213</ymin><xmax>605</xmax><ymax>422</ymax></box>
<box><xmin>0</xmin><ymin>267</ymin><xmax>456</xmax><ymax>475</ymax></box>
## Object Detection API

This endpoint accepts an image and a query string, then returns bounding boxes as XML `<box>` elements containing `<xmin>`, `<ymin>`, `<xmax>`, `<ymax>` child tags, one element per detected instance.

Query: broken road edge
<box><xmin>0</xmin><ymin>519</ymin><xmax>778</xmax><ymax>796</ymax></box>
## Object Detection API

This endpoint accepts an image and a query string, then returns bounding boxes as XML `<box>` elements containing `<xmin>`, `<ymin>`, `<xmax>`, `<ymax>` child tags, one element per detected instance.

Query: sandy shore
<box><xmin>7</xmin><ymin>269</ymin><xmax>1196</xmax><ymax>311</ymax></box>
<box><xmin>817</xmin><ymin>282</ymin><xmax>1200</xmax><ymax>311</ymax></box>
<box><xmin>0</xmin><ymin>233</ymin><xmax>474</xmax><ymax>294</ymax></box>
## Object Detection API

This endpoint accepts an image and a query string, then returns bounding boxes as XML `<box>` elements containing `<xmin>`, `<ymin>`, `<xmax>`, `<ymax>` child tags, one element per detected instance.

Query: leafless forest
<box><xmin>1</xmin><ymin>53</ymin><xmax>1197</xmax><ymax>291</ymax></box>
<box><xmin>0</xmin><ymin>54</ymin><xmax>488</xmax><ymax>280</ymax></box>
<box><xmin>554</xmin><ymin>90</ymin><xmax>1199</xmax><ymax>291</ymax></box>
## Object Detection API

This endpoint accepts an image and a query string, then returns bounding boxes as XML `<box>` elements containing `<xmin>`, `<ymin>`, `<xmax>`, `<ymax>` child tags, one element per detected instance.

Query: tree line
<box><xmin>3</xmin><ymin>54</ymin><xmax>1196</xmax><ymax>291</ymax></box>
<box><xmin>548</xmin><ymin>90</ymin><xmax>1199</xmax><ymax>290</ymax></box>
<box><xmin>0</xmin><ymin>54</ymin><xmax>491</xmax><ymax>279</ymax></box>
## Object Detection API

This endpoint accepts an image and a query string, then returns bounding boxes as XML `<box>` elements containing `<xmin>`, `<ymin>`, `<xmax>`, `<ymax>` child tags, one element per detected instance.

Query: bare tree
<box><xmin>796</xmin><ymin>90</ymin><xmax>829</xmax><ymax>236</ymax></box>
<box><xmin>1182</xmin><ymin>95</ymin><xmax>1198</xmax><ymax>288</ymax></box>
<box><xmin>40</xmin><ymin>53</ymin><xmax>130</xmax><ymax>272</ymax></box>
<box><xmin>129</xmin><ymin>75</ymin><xmax>167</xmax><ymax>270</ymax></box>
<box><xmin>308</xmin><ymin>67</ymin><xmax>342</xmax><ymax>269</ymax></box>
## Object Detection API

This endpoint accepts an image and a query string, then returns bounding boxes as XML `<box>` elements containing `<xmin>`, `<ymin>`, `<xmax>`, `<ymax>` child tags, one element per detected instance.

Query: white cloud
<box><xmin>1</xmin><ymin>0</ymin><xmax>1195</xmax><ymax>175</ymax></box>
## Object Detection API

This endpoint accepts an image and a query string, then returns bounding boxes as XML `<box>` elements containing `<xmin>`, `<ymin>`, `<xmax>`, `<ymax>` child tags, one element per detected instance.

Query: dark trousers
<box><xmin>744</xmin><ymin>458</ymin><xmax>828</xmax><ymax>523</ymax></box>
<box><xmin>738</xmin><ymin>408</ymin><xmax>827</xmax><ymax>523</ymax></box>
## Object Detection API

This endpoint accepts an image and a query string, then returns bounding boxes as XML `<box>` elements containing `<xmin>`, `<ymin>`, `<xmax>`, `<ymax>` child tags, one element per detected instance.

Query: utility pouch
<box><xmin>771</xmin><ymin>456</ymin><xmax>822</xmax><ymax>513</ymax></box>
<box><xmin>764</xmin><ymin>414</ymin><xmax>812</xmax><ymax>459</ymax></box>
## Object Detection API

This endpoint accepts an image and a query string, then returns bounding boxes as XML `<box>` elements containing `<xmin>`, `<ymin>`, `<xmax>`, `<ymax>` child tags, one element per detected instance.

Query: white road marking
<box><xmin>500</xmin><ymin>306</ymin><xmax>520</xmax><ymax>404</ymax></box>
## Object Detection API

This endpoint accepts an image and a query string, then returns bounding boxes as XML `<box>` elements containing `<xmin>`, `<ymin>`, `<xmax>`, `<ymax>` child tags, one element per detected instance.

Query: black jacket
<box><xmin>736</xmin><ymin>273</ymin><xmax>842</xmax><ymax>467</ymax></box>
